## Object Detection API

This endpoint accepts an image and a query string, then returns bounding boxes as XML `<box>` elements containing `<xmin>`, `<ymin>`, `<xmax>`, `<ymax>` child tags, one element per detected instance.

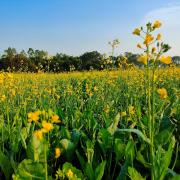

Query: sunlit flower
<box><xmin>51</xmin><ymin>115</ymin><xmax>60</xmax><ymax>123</ymax></box>
<box><xmin>159</xmin><ymin>56</ymin><xmax>172</xmax><ymax>64</ymax></box>
<box><xmin>7</xmin><ymin>73</ymin><xmax>13</xmax><ymax>79</ymax></box>
<box><xmin>94</xmin><ymin>86</ymin><xmax>98</xmax><ymax>91</ymax></box>
<box><xmin>133</xmin><ymin>28</ymin><xmax>141</xmax><ymax>36</ymax></box>
<box><xmin>67</xmin><ymin>169</ymin><xmax>74</xmax><ymax>178</ymax></box>
<box><xmin>153</xmin><ymin>20</ymin><xmax>162</xmax><ymax>29</ymax></box>
<box><xmin>55</xmin><ymin>148</ymin><xmax>61</xmax><ymax>158</ymax></box>
<box><xmin>28</xmin><ymin>112</ymin><xmax>39</xmax><ymax>123</ymax></box>
<box><xmin>104</xmin><ymin>105</ymin><xmax>110</xmax><ymax>113</ymax></box>
<box><xmin>42</xmin><ymin>121</ymin><xmax>53</xmax><ymax>133</ymax></box>
<box><xmin>153</xmin><ymin>75</ymin><xmax>157</xmax><ymax>82</ymax></box>
<box><xmin>34</xmin><ymin>130</ymin><xmax>43</xmax><ymax>140</ymax></box>
<box><xmin>1</xmin><ymin>95</ymin><xmax>6</xmax><ymax>102</ymax></box>
<box><xmin>121</xmin><ymin>111</ymin><xmax>127</xmax><ymax>117</ymax></box>
<box><xmin>137</xmin><ymin>43</ymin><xmax>142</xmax><ymax>49</ymax></box>
<box><xmin>152</xmin><ymin>47</ymin><xmax>156</xmax><ymax>53</ymax></box>
<box><xmin>138</xmin><ymin>55</ymin><xmax>148</xmax><ymax>65</ymax></box>
<box><xmin>156</xmin><ymin>33</ymin><xmax>161</xmax><ymax>41</ymax></box>
<box><xmin>157</xmin><ymin>88</ymin><xmax>168</xmax><ymax>99</ymax></box>
<box><xmin>128</xmin><ymin>106</ymin><xmax>135</xmax><ymax>115</ymax></box>
<box><xmin>144</xmin><ymin>34</ymin><xmax>154</xmax><ymax>45</ymax></box>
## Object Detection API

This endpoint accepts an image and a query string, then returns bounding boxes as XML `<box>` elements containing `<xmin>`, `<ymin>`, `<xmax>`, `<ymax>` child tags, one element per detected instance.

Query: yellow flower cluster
<box><xmin>66</xmin><ymin>169</ymin><xmax>74</xmax><ymax>178</ymax></box>
<box><xmin>159</xmin><ymin>56</ymin><xmax>172</xmax><ymax>65</ymax></box>
<box><xmin>55</xmin><ymin>147</ymin><xmax>61</xmax><ymax>158</ymax></box>
<box><xmin>153</xmin><ymin>20</ymin><xmax>162</xmax><ymax>29</ymax></box>
<box><xmin>28</xmin><ymin>110</ymin><xmax>61</xmax><ymax>141</ymax></box>
<box><xmin>144</xmin><ymin>34</ymin><xmax>154</xmax><ymax>45</ymax></box>
<box><xmin>133</xmin><ymin>28</ymin><xmax>141</xmax><ymax>36</ymax></box>
<box><xmin>138</xmin><ymin>55</ymin><xmax>148</xmax><ymax>65</ymax></box>
<box><xmin>157</xmin><ymin>88</ymin><xmax>168</xmax><ymax>99</ymax></box>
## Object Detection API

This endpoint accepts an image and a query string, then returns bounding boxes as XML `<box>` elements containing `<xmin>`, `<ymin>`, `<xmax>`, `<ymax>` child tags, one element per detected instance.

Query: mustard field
<box><xmin>0</xmin><ymin>67</ymin><xmax>180</xmax><ymax>179</ymax></box>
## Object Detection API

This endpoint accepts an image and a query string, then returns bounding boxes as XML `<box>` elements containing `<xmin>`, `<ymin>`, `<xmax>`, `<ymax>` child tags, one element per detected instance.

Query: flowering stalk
<box><xmin>133</xmin><ymin>20</ymin><xmax>172</xmax><ymax>180</ymax></box>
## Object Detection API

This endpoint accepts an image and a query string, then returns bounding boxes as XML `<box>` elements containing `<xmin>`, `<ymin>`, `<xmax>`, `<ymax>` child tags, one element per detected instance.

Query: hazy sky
<box><xmin>0</xmin><ymin>0</ymin><xmax>179</xmax><ymax>56</ymax></box>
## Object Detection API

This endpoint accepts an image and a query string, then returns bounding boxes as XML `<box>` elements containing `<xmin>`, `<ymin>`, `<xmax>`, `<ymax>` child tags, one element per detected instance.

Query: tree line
<box><xmin>0</xmin><ymin>47</ymin><xmax>179</xmax><ymax>72</ymax></box>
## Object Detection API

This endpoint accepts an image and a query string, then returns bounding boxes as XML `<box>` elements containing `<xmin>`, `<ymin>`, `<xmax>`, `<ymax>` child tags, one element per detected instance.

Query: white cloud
<box><xmin>142</xmin><ymin>3</ymin><xmax>180</xmax><ymax>56</ymax></box>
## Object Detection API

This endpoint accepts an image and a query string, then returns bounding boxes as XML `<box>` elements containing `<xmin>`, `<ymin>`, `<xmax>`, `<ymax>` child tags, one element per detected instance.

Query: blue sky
<box><xmin>0</xmin><ymin>0</ymin><xmax>179</xmax><ymax>56</ymax></box>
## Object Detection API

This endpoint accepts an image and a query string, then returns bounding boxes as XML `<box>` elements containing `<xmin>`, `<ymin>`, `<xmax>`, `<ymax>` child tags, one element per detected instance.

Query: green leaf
<box><xmin>125</xmin><ymin>140</ymin><xmax>135</xmax><ymax>163</ymax></box>
<box><xmin>12</xmin><ymin>159</ymin><xmax>45</xmax><ymax>180</ymax></box>
<box><xmin>76</xmin><ymin>150</ymin><xmax>86</xmax><ymax>170</ymax></box>
<box><xmin>86</xmin><ymin>140</ymin><xmax>94</xmax><ymax>164</ymax></box>
<box><xmin>159</xmin><ymin>136</ymin><xmax>176</xmax><ymax>180</ymax></box>
<box><xmin>171</xmin><ymin>175</ymin><xmax>180</xmax><ymax>180</ymax></box>
<box><xmin>0</xmin><ymin>149</ymin><xmax>13</xmax><ymax>180</ymax></box>
<box><xmin>117</xmin><ymin>160</ymin><xmax>129</xmax><ymax>180</ymax></box>
<box><xmin>60</xmin><ymin>139</ymin><xmax>75</xmax><ymax>161</ymax></box>
<box><xmin>128</xmin><ymin>167</ymin><xmax>146</xmax><ymax>180</ymax></box>
<box><xmin>26</xmin><ymin>135</ymin><xmax>48</xmax><ymax>162</ymax></box>
<box><xmin>95</xmin><ymin>161</ymin><xmax>106</xmax><ymax>180</ymax></box>
<box><xmin>155</xmin><ymin>129</ymin><xmax>172</xmax><ymax>146</ymax></box>
<box><xmin>85</xmin><ymin>163</ymin><xmax>94</xmax><ymax>180</ymax></box>
<box><xmin>20</xmin><ymin>126</ymin><xmax>30</xmax><ymax>149</ymax></box>
<box><xmin>114</xmin><ymin>138</ymin><xmax>126</xmax><ymax>161</ymax></box>
<box><xmin>62</xmin><ymin>162</ymin><xmax>84</xmax><ymax>180</ymax></box>
<box><xmin>60</xmin><ymin>126</ymin><xmax>71</xmax><ymax>139</ymax></box>
<box><xmin>136</xmin><ymin>151</ymin><xmax>151</xmax><ymax>168</ymax></box>
<box><xmin>97</xmin><ymin>128</ymin><xmax>113</xmax><ymax>154</ymax></box>
<box><xmin>116</xmin><ymin>129</ymin><xmax>151</xmax><ymax>145</ymax></box>
<box><xmin>107</xmin><ymin>113</ymin><xmax>120</xmax><ymax>135</ymax></box>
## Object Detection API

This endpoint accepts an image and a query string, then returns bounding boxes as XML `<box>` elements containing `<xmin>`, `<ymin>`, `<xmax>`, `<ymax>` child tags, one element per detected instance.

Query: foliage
<box><xmin>0</xmin><ymin>20</ymin><xmax>180</xmax><ymax>180</ymax></box>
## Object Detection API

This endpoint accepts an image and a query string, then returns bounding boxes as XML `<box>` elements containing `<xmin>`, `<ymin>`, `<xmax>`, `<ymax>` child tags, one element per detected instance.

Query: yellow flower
<box><xmin>128</xmin><ymin>106</ymin><xmax>135</xmax><ymax>115</ymax></box>
<box><xmin>11</xmin><ymin>89</ymin><xmax>16</xmax><ymax>96</ymax></box>
<box><xmin>55</xmin><ymin>148</ymin><xmax>61</xmax><ymax>158</ymax></box>
<box><xmin>28</xmin><ymin>112</ymin><xmax>39</xmax><ymax>123</ymax></box>
<box><xmin>137</xmin><ymin>43</ymin><xmax>142</xmax><ymax>49</ymax></box>
<box><xmin>67</xmin><ymin>169</ymin><xmax>74</xmax><ymax>178</ymax></box>
<box><xmin>153</xmin><ymin>75</ymin><xmax>157</xmax><ymax>82</ymax></box>
<box><xmin>94</xmin><ymin>86</ymin><xmax>98</xmax><ymax>91</ymax></box>
<box><xmin>42</xmin><ymin>121</ymin><xmax>53</xmax><ymax>133</ymax></box>
<box><xmin>89</xmin><ymin>92</ymin><xmax>93</xmax><ymax>97</ymax></box>
<box><xmin>0</xmin><ymin>78</ymin><xmax>4</xmax><ymax>84</ymax></box>
<box><xmin>51</xmin><ymin>115</ymin><xmax>60</xmax><ymax>123</ymax></box>
<box><xmin>1</xmin><ymin>95</ymin><xmax>6</xmax><ymax>102</ymax></box>
<box><xmin>133</xmin><ymin>28</ymin><xmax>141</xmax><ymax>36</ymax></box>
<box><xmin>121</xmin><ymin>111</ymin><xmax>127</xmax><ymax>117</ymax></box>
<box><xmin>34</xmin><ymin>130</ymin><xmax>43</xmax><ymax>140</ymax></box>
<box><xmin>159</xmin><ymin>56</ymin><xmax>172</xmax><ymax>64</ymax></box>
<box><xmin>152</xmin><ymin>47</ymin><xmax>156</xmax><ymax>53</ymax></box>
<box><xmin>157</xmin><ymin>88</ymin><xmax>168</xmax><ymax>99</ymax></box>
<box><xmin>144</xmin><ymin>34</ymin><xmax>154</xmax><ymax>45</ymax></box>
<box><xmin>138</xmin><ymin>55</ymin><xmax>148</xmax><ymax>65</ymax></box>
<box><xmin>7</xmin><ymin>73</ymin><xmax>13</xmax><ymax>79</ymax></box>
<box><xmin>153</xmin><ymin>20</ymin><xmax>162</xmax><ymax>29</ymax></box>
<box><xmin>104</xmin><ymin>105</ymin><xmax>110</xmax><ymax>113</ymax></box>
<box><xmin>156</xmin><ymin>33</ymin><xmax>161</xmax><ymax>41</ymax></box>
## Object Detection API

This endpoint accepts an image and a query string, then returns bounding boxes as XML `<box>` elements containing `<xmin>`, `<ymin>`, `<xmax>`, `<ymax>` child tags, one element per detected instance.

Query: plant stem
<box><xmin>44</xmin><ymin>143</ymin><xmax>48</xmax><ymax>180</ymax></box>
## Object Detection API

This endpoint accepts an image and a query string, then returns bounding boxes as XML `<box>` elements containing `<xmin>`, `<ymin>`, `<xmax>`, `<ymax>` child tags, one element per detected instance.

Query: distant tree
<box><xmin>1</xmin><ymin>47</ymin><xmax>17</xmax><ymax>70</ymax></box>
<box><xmin>27</xmin><ymin>48</ymin><xmax>48</xmax><ymax>71</ymax></box>
<box><xmin>125</xmin><ymin>52</ymin><xmax>140</xmax><ymax>66</ymax></box>
<box><xmin>172</xmin><ymin>56</ymin><xmax>180</xmax><ymax>65</ymax></box>
<box><xmin>51</xmin><ymin>53</ymin><xmax>81</xmax><ymax>72</ymax></box>
<box><xmin>13</xmin><ymin>50</ymin><xmax>29</xmax><ymax>71</ymax></box>
<box><xmin>80</xmin><ymin>51</ymin><xmax>103</xmax><ymax>70</ymax></box>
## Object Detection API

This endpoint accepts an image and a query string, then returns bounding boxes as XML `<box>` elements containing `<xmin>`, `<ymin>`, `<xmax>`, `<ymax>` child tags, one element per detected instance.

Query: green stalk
<box><xmin>44</xmin><ymin>143</ymin><xmax>48</xmax><ymax>180</ymax></box>
<box><xmin>146</xmin><ymin>45</ymin><xmax>154</xmax><ymax>180</ymax></box>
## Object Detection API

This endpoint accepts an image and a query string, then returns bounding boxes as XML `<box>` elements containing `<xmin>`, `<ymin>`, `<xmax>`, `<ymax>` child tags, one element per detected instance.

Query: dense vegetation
<box><xmin>0</xmin><ymin>48</ymin><xmax>180</xmax><ymax>72</ymax></box>
<box><xmin>0</xmin><ymin>21</ymin><xmax>180</xmax><ymax>180</ymax></box>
